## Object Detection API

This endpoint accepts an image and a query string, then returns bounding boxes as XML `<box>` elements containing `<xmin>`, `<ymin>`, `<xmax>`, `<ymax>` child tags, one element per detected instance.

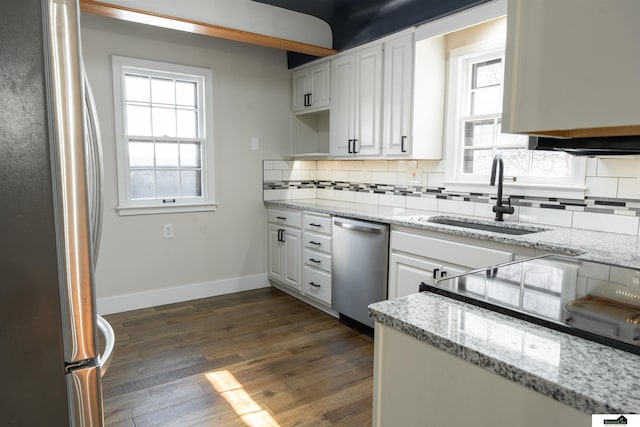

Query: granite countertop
<box><xmin>369</xmin><ymin>292</ymin><xmax>640</xmax><ymax>414</ymax></box>
<box><xmin>265</xmin><ymin>198</ymin><xmax>640</xmax><ymax>269</ymax></box>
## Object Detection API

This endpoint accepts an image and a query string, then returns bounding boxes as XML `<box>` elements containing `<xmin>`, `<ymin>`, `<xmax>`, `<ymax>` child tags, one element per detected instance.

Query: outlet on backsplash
<box><xmin>408</xmin><ymin>168</ymin><xmax>423</xmax><ymax>185</ymax></box>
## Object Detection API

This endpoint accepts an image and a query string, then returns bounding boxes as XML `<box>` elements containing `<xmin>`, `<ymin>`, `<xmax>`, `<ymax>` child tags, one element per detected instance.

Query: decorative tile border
<box><xmin>264</xmin><ymin>180</ymin><xmax>640</xmax><ymax>217</ymax></box>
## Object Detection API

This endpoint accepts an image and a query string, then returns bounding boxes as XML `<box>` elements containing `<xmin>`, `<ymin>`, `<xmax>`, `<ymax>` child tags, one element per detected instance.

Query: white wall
<box><xmin>81</xmin><ymin>14</ymin><xmax>291</xmax><ymax>314</ymax></box>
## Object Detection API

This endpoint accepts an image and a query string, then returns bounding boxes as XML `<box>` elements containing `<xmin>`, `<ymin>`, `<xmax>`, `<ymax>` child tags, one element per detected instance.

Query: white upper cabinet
<box><xmin>330</xmin><ymin>44</ymin><xmax>384</xmax><ymax>157</ymax></box>
<box><xmin>382</xmin><ymin>33</ymin><xmax>414</xmax><ymax>157</ymax></box>
<box><xmin>502</xmin><ymin>0</ymin><xmax>640</xmax><ymax>138</ymax></box>
<box><xmin>291</xmin><ymin>60</ymin><xmax>330</xmax><ymax>113</ymax></box>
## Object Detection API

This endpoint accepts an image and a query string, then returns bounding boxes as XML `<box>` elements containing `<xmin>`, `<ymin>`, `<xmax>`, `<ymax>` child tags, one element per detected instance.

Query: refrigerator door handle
<box><xmin>96</xmin><ymin>315</ymin><xmax>115</xmax><ymax>377</ymax></box>
<box><xmin>83</xmin><ymin>71</ymin><xmax>104</xmax><ymax>266</ymax></box>
<box><xmin>46</xmin><ymin>0</ymin><xmax>97</xmax><ymax>363</ymax></box>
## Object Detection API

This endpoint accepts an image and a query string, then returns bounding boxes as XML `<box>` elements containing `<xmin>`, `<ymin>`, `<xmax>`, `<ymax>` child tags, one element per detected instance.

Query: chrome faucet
<box><xmin>489</xmin><ymin>154</ymin><xmax>514</xmax><ymax>222</ymax></box>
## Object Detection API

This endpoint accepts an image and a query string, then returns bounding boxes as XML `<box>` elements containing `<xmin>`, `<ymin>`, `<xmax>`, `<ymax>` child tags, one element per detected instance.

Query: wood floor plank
<box><xmin>101</xmin><ymin>287</ymin><xmax>374</xmax><ymax>426</ymax></box>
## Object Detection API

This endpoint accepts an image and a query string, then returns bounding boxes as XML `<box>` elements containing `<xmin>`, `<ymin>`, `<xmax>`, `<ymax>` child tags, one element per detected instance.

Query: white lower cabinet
<box><xmin>388</xmin><ymin>228</ymin><xmax>537</xmax><ymax>299</ymax></box>
<box><xmin>267</xmin><ymin>208</ymin><xmax>333</xmax><ymax>309</ymax></box>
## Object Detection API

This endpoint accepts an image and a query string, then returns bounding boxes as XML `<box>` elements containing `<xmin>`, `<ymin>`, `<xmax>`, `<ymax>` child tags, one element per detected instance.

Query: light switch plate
<box><xmin>251</xmin><ymin>137</ymin><xmax>259</xmax><ymax>150</ymax></box>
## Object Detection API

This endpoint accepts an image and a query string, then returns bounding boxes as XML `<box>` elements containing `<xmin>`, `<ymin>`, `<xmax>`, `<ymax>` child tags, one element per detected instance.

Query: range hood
<box><xmin>529</xmin><ymin>135</ymin><xmax>640</xmax><ymax>156</ymax></box>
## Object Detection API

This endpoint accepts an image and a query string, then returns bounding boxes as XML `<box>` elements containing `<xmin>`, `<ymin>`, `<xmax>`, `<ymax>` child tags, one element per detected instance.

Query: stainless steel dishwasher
<box><xmin>332</xmin><ymin>217</ymin><xmax>389</xmax><ymax>328</ymax></box>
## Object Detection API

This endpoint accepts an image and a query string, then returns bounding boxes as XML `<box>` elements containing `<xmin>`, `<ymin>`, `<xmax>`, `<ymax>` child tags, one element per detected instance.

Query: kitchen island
<box><xmin>369</xmin><ymin>292</ymin><xmax>640</xmax><ymax>426</ymax></box>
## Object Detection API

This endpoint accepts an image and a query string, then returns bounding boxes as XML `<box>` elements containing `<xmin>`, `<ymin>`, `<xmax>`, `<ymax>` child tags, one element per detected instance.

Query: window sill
<box><xmin>443</xmin><ymin>181</ymin><xmax>587</xmax><ymax>199</ymax></box>
<box><xmin>117</xmin><ymin>202</ymin><xmax>218</xmax><ymax>216</ymax></box>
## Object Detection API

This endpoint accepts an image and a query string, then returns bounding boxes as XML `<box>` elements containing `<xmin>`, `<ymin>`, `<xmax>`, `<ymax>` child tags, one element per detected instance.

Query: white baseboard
<box><xmin>97</xmin><ymin>273</ymin><xmax>270</xmax><ymax>315</ymax></box>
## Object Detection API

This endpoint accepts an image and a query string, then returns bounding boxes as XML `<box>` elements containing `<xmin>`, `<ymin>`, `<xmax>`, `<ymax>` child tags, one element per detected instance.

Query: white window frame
<box><xmin>112</xmin><ymin>56</ymin><xmax>217</xmax><ymax>215</ymax></box>
<box><xmin>441</xmin><ymin>34</ymin><xmax>586</xmax><ymax>199</ymax></box>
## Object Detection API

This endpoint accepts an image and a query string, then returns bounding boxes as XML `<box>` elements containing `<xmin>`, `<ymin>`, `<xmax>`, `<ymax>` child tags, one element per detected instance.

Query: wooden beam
<box><xmin>79</xmin><ymin>0</ymin><xmax>337</xmax><ymax>57</ymax></box>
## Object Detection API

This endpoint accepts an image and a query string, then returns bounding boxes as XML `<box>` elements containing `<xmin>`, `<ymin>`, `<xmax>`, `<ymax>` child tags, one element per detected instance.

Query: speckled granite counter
<box><xmin>265</xmin><ymin>199</ymin><xmax>640</xmax><ymax>269</ymax></box>
<box><xmin>369</xmin><ymin>292</ymin><xmax>640</xmax><ymax>414</ymax></box>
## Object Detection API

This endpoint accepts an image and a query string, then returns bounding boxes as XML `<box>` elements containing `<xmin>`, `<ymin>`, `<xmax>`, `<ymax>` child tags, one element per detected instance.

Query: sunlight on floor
<box><xmin>206</xmin><ymin>370</ymin><xmax>281</xmax><ymax>427</ymax></box>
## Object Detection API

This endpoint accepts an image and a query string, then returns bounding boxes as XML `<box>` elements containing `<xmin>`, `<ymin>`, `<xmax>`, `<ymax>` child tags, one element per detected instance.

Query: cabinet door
<box><xmin>308</xmin><ymin>61</ymin><xmax>331</xmax><ymax>110</ymax></box>
<box><xmin>383</xmin><ymin>34</ymin><xmax>413</xmax><ymax>156</ymax></box>
<box><xmin>267</xmin><ymin>224</ymin><xmax>284</xmax><ymax>283</ymax></box>
<box><xmin>291</xmin><ymin>68</ymin><xmax>309</xmax><ymax>112</ymax></box>
<box><xmin>354</xmin><ymin>45</ymin><xmax>383</xmax><ymax>156</ymax></box>
<box><xmin>282</xmin><ymin>228</ymin><xmax>302</xmax><ymax>291</ymax></box>
<box><xmin>330</xmin><ymin>54</ymin><xmax>356</xmax><ymax>156</ymax></box>
<box><xmin>388</xmin><ymin>252</ymin><xmax>441</xmax><ymax>299</ymax></box>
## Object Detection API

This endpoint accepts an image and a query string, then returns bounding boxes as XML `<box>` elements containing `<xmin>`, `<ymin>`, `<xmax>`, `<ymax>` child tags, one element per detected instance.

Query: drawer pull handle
<box><xmin>308</xmin><ymin>241</ymin><xmax>321</xmax><ymax>246</ymax></box>
<box><xmin>276</xmin><ymin>216</ymin><xmax>287</xmax><ymax>221</ymax></box>
<box><xmin>309</xmin><ymin>223</ymin><xmax>322</xmax><ymax>227</ymax></box>
<box><xmin>309</xmin><ymin>258</ymin><xmax>321</xmax><ymax>264</ymax></box>
<box><xmin>309</xmin><ymin>282</ymin><xmax>321</xmax><ymax>288</ymax></box>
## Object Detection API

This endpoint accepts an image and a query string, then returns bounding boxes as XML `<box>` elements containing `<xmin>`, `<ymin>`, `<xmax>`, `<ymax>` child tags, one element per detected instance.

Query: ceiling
<box><xmin>253</xmin><ymin>0</ymin><xmax>491</xmax><ymax>67</ymax></box>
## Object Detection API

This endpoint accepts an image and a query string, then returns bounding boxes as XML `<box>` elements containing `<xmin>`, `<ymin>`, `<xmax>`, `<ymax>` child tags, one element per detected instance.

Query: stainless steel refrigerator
<box><xmin>0</xmin><ymin>0</ymin><xmax>112</xmax><ymax>425</ymax></box>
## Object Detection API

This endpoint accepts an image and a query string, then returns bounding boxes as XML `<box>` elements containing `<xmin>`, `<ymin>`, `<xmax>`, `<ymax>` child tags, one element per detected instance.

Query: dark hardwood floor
<box><xmin>101</xmin><ymin>287</ymin><xmax>374</xmax><ymax>426</ymax></box>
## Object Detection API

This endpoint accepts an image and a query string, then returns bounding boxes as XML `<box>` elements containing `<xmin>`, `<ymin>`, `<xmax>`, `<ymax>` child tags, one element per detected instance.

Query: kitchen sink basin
<box><xmin>423</xmin><ymin>216</ymin><xmax>549</xmax><ymax>235</ymax></box>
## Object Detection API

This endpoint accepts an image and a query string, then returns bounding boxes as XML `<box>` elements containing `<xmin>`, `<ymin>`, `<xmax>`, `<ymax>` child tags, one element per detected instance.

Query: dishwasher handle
<box><xmin>334</xmin><ymin>220</ymin><xmax>383</xmax><ymax>234</ymax></box>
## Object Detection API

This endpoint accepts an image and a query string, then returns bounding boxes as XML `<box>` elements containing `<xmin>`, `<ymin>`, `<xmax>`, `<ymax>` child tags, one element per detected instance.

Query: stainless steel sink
<box><xmin>423</xmin><ymin>216</ymin><xmax>549</xmax><ymax>235</ymax></box>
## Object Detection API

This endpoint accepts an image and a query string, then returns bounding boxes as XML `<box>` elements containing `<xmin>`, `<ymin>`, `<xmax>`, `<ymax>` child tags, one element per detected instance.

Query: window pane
<box><xmin>155</xmin><ymin>142</ymin><xmax>179</xmax><ymax>167</ymax></box>
<box><xmin>181</xmin><ymin>170</ymin><xmax>202</xmax><ymax>197</ymax></box>
<box><xmin>472</xmin><ymin>58</ymin><xmax>502</xmax><ymax>89</ymax></box>
<box><xmin>464</xmin><ymin>120</ymin><xmax>494</xmax><ymax>147</ymax></box>
<box><xmin>471</xmin><ymin>86</ymin><xmax>501</xmax><ymax>115</ymax></box>
<box><xmin>124</xmin><ymin>75</ymin><xmax>150</xmax><ymax>103</ymax></box>
<box><xmin>126</xmin><ymin>105</ymin><xmax>151</xmax><ymax>136</ymax></box>
<box><xmin>176</xmin><ymin>81</ymin><xmax>197</xmax><ymax>106</ymax></box>
<box><xmin>130</xmin><ymin>170</ymin><xmax>156</xmax><ymax>199</ymax></box>
<box><xmin>531</xmin><ymin>151</ymin><xmax>572</xmax><ymax>177</ymax></box>
<box><xmin>151</xmin><ymin>78</ymin><xmax>175</xmax><ymax>105</ymax></box>
<box><xmin>180</xmin><ymin>142</ymin><xmax>201</xmax><ymax>168</ymax></box>
<box><xmin>152</xmin><ymin>107</ymin><xmax>176</xmax><ymax>137</ymax></box>
<box><xmin>129</xmin><ymin>141</ymin><xmax>154</xmax><ymax>167</ymax></box>
<box><xmin>176</xmin><ymin>110</ymin><xmax>197</xmax><ymax>138</ymax></box>
<box><xmin>496</xmin><ymin>148</ymin><xmax>531</xmax><ymax>176</ymax></box>
<box><xmin>463</xmin><ymin>149</ymin><xmax>493</xmax><ymax>174</ymax></box>
<box><xmin>156</xmin><ymin>170</ymin><xmax>180</xmax><ymax>198</ymax></box>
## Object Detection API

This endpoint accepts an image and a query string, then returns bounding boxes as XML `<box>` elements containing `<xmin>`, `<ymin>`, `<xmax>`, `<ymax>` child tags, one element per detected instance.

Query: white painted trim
<box><xmin>97</xmin><ymin>273</ymin><xmax>269</xmax><ymax>315</ymax></box>
<box><xmin>116</xmin><ymin>202</ymin><xmax>218</xmax><ymax>216</ymax></box>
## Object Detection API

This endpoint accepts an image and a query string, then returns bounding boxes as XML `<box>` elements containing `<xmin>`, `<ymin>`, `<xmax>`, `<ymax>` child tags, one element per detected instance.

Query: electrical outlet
<box><xmin>163</xmin><ymin>224</ymin><xmax>174</xmax><ymax>239</ymax></box>
<box><xmin>408</xmin><ymin>168</ymin><xmax>423</xmax><ymax>185</ymax></box>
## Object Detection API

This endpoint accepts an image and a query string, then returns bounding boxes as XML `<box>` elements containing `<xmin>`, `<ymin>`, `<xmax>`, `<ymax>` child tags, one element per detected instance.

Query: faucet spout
<box><xmin>489</xmin><ymin>154</ymin><xmax>514</xmax><ymax>222</ymax></box>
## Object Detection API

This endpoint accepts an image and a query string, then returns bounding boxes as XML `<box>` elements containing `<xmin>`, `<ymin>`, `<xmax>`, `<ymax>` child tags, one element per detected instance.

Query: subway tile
<box><xmin>341</xmin><ymin>160</ymin><xmax>364</xmax><ymax>171</ymax></box>
<box><xmin>617</xmin><ymin>178</ymin><xmax>640</xmax><ymax>200</ymax></box>
<box><xmin>370</xmin><ymin>171</ymin><xmax>398</xmax><ymax>185</ymax></box>
<box><xmin>331</xmin><ymin>170</ymin><xmax>349</xmax><ymax>182</ymax></box>
<box><xmin>263</xmin><ymin>160</ymin><xmax>274</xmax><ymax>170</ymax></box>
<box><xmin>291</xmin><ymin>188</ymin><xmax>317</xmax><ymax>200</ymax></box>
<box><xmin>263</xmin><ymin>170</ymin><xmax>283</xmax><ymax>181</ymax></box>
<box><xmin>389</xmin><ymin>160</ymin><xmax>409</xmax><ymax>172</ymax></box>
<box><xmin>406</xmin><ymin>196</ymin><xmax>438</xmax><ymax>211</ymax></box>
<box><xmin>334</xmin><ymin>189</ymin><xmax>356</xmax><ymax>202</ymax></box>
<box><xmin>287</xmin><ymin>169</ymin><xmax>310</xmax><ymax>181</ymax></box>
<box><xmin>308</xmin><ymin>170</ymin><xmax>317</xmax><ymax>180</ymax></box>
<box><xmin>292</xmin><ymin>160</ymin><xmax>316</xmax><ymax>170</ymax></box>
<box><xmin>437</xmin><ymin>199</ymin><xmax>475</xmax><ymax>216</ymax></box>
<box><xmin>363</xmin><ymin>160</ymin><xmax>389</xmax><ymax>172</ymax></box>
<box><xmin>379</xmin><ymin>194</ymin><xmax>406</xmax><ymax>208</ymax></box>
<box><xmin>273</xmin><ymin>160</ymin><xmax>293</xmax><ymax>170</ymax></box>
<box><xmin>597</xmin><ymin>158</ymin><xmax>640</xmax><ymax>178</ymax></box>
<box><xmin>316</xmin><ymin>160</ymin><xmax>334</xmax><ymax>170</ymax></box>
<box><xmin>316</xmin><ymin>188</ymin><xmax>336</xmax><ymax>200</ymax></box>
<box><xmin>348</xmin><ymin>170</ymin><xmax>370</xmax><ymax>183</ymax></box>
<box><xmin>316</xmin><ymin>169</ymin><xmax>332</xmax><ymax>180</ymax></box>
<box><xmin>263</xmin><ymin>189</ymin><xmax>290</xmax><ymax>201</ymax></box>
<box><xmin>518</xmin><ymin>206</ymin><xmax>573</xmax><ymax>228</ymax></box>
<box><xmin>417</xmin><ymin>159</ymin><xmax>446</xmax><ymax>172</ymax></box>
<box><xmin>355</xmin><ymin>192</ymin><xmax>379</xmax><ymax>205</ymax></box>
<box><xmin>585</xmin><ymin>177</ymin><xmax>618</xmax><ymax>198</ymax></box>
<box><xmin>572</xmin><ymin>211</ymin><xmax>639</xmax><ymax>235</ymax></box>
<box><xmin>427</xmin><ymin>172</ymin><xmax>446</xmax><ymax>188</ymax></box>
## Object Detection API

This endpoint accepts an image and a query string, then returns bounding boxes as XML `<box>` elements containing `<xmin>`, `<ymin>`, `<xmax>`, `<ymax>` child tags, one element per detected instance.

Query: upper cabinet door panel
<box><xmin>291</xmin><ymin>68</ymin><xmax>309</xmax><ymax>112</ymax></box>
<box><xmin>502</xmin><ymin>0</ymin><xmax>640</xmax><ymax>137</ymax></box>
<box><xmin>354</xmin><ymin>44</ymin><xmax>383</xmax><ymax>156</ymax></box>
<box><xmin>308</xmin><ymin>62</ymin><xmax>330</xmax><ymax>110</ymax></box>
<box><xmin>330</xmin><ymin>54</ymin><xmax>356</xmax><ymax>156</ymax></box>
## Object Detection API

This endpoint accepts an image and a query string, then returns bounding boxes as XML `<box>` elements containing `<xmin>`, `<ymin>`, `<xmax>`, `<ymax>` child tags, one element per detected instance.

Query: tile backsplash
<box><xmin>263</xmin><ymin>158</ymin><xmax>640</xmax><ymax>236</ymax></box>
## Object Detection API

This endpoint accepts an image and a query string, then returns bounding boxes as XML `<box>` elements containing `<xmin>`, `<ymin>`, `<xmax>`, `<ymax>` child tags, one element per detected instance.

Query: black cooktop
<box><xmin>421</xmin><ymin>254</ymin><xmax>640</xmax><ymax>355</ymax></box>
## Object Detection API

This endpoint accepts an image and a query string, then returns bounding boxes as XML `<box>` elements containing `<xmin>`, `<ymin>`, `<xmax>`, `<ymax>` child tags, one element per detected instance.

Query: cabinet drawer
<box><xmin>303</xmin><ymin>266</ymin><xmax>332</xmax><ymax>305</ymax></box>
<box><xmin>303</xmin><ymin>213</ymin><xmax>332</xmax><ymax>234</ymax></box>
<box><xmin>303</xmin><ymin>248</ymin><xmax>332</xmax><ymax>273</ymax></box>
<box><xmin>391</xmin><ymin>231</ymin><xmax>513</xmax><ymax>269</ymax></box>
<box><xmin>268</xmin><ymin>208</ymin><xmax>302</xmax><ymax>228</ymax></box>
<box><xmin>303</xmin><ymin>233</ymin><xmax>332</xmax><ymax>254</ymax></box>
